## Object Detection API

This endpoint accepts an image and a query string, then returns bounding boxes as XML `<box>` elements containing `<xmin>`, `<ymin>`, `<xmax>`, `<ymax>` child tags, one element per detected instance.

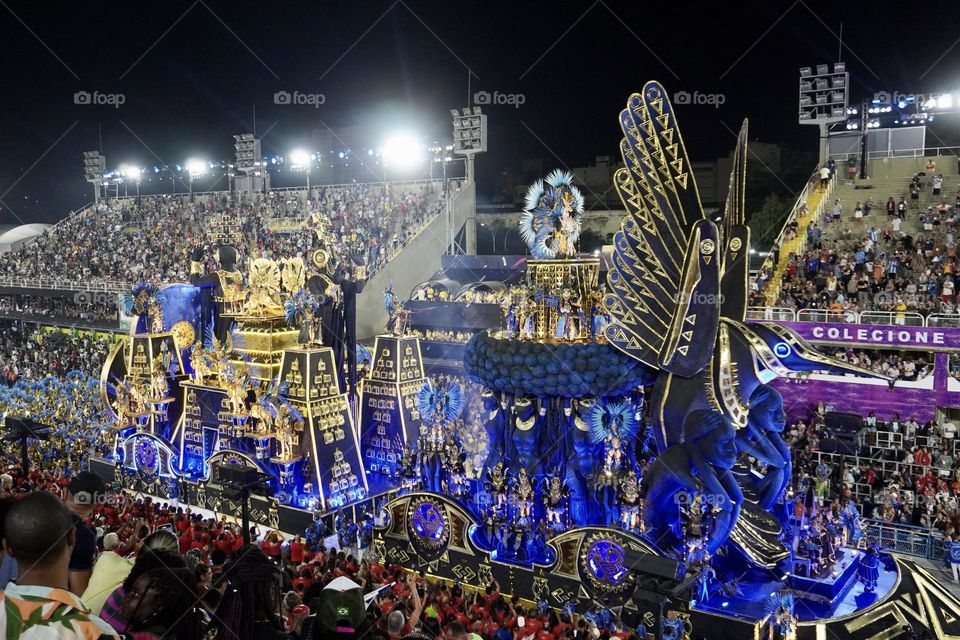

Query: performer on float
<box><xmin>840</xmin><ymin>498</ymin><xmax>864</xmax><ymax>546</ymax></box>
<box><xmin>416</xmin><ymin>377</ymin><xmax>463</xmax><ymax>492</ymax></box>
<box><xmin>398</xmin><ymin>447</ymin><xmax>421</xmax><ymax>493</ymax></box>
<box><xmin>518</xmin><ymin>294</ymin><xmax>537</xmax><ymax>341</ymax></box>
<box><xmin>541</xmin><ymin>469</ymin><xmax>570</xmax><ymax>533</ymax></box>
<box><xmin>764</xmin><ymin>592</ymin><xmax>797</xmax><ymax>640</ymax></box>
<box><xmin>274</xmin><ymin>404</ymin><xmax>303</xmax><ymax>460</ymax></box>
<box><xmin>858</xmin><ymin>540</ymin><xmax>881</xmax><ymax>591</ymax></box>
<box><xmin>586</xmin><ymin>400</ymin><xmax>638</xmax><ymax>524</ymax></box>
<box><xmin>617</xmin><ymin>468</ymin><xmax>642</xmax><ymax>532</ymax></box>
<box><xmin>511</xmin><ymin>467</ymin><xmax>535</xmax><ymax>525</ymax></box>
<box><xmin>485</xmin><ymin>461</ymin><xmax>509</xmax><ymax>518</ymax></box>
<box><xmin>553</xmin><ymin>289</ymin><xmax>574</xmax><ymax>340</ymax></box>
<box><xmin>500</xmin><ymin>288</ymin><xmax>519</xmax><ymax>336</ymax></box>
<box><xmin>590</xmin><ymin>287</ymin><xmax>610</xmax><ymax>341</ymax></box>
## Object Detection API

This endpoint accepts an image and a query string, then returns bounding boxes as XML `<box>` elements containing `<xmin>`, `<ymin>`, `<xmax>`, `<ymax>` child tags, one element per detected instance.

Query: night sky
<box><xmin>2</xmin><ymin>0</ymin><xmax>959</xmax><ymax>225</ymax></box>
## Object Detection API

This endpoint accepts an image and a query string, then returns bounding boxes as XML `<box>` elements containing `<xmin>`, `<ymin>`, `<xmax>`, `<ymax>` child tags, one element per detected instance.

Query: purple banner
<box><xmin>750</xmin><ymin>320</ymin><xmax>960</xmax><ymax>350</ymax></box>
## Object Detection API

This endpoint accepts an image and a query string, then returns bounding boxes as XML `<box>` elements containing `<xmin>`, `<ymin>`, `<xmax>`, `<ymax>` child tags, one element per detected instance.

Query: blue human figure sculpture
<box><xmin>509</xmin><ymin>397</ymin><xmax>544</xmax><ymax>481</ymax></box>
<box><xmin>481</xmin><ymin>390</ymin><xmax>506</xmax><ymax>480</ymax></box>
<box><xmin>736</xmin><ymin>384</ymin><xmax>791</xmax><ymax>510</ymax></box>
<box><xmin>643</xmin><ymin>410</ymin><xmax>741</xmax><ymax>555</ymax></box>
<box><xmin>564</xmin><ymin>398</ymin><xmax>598</xmax><ymax>525</ymax></box>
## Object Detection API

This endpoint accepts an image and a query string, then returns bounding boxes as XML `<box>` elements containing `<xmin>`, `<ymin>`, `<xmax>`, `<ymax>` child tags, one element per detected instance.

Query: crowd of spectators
<box><xmin>0</xmin><ymin>294</ymin><xmax>118</xmax><ymax>324</ymax></box>
<box><xmin>0</xmin><ymin>322</ymin><xmax>112</xmax><ymax>383</ymax></box>
<box><xmin>0</xmin><ymin>455</ymin><xmax>644</xmax><ymax>640</ymax></box>
<box><xmin>828</xmin><ymin>347</ymin><xmax>933</xmax><ymax>381</ymax></box>
<box><xmin>754</xmin><ymin>160</ymin><xmax>960</xmax><ymax>319</ymax></box>
<box><xmin>787</xmin><ymin>402</ymin><xmax>960</xmax><ymax>543</ymax></box>
<box><xmin>0</xmin><ymin>182</ymin><xmax>446</xmax><ymax>286</ymax></box>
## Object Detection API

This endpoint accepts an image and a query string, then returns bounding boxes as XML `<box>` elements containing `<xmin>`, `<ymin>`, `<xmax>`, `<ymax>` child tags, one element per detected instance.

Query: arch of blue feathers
<box><xmin>463</xmin><ymin>332</ymin><xmax>655</xmax><ymax>398</ymax></box>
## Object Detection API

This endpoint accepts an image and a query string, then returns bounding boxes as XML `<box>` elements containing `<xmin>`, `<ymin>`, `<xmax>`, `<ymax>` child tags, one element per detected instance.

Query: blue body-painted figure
<box><xmin>737</xmin><ymin>384</ymin><xmax>791</xmax><ymax>510</ymax></box>
<box><xmin>643</xmin><ymin>410</ymin><xmax>741</xmax><ymax>555</ymax></box>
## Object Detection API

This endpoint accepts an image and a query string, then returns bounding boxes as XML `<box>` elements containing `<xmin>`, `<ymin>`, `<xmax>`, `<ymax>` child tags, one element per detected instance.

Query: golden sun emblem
<box><xmin>170</xmin><ymin>321</ymin><xmax>196</xmax><ymax>350</ymax></box>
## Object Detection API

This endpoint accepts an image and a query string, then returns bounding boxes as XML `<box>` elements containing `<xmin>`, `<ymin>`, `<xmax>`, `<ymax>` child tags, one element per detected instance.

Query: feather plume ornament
<box><xmin>585</xmin><ymin>400</ymin><xmax>639</xmax><ymax>444</ymax></box>
<box><xmin>122</xmin><ymin>280</ymin><xmax>159</xmax><ymax>316</ymax></box>
<box><xmin>519</xmin><ymin>170</ymin><xmax>584</xmax><ymax>259</ymax></box>
<box><xmin>284</xmin><ymin>289</ymin><xmax>320</xmax><ymax>326</ymax></box>
<box><xmin>417</xmin><ymin>378</ymin><xmax>464</xmax><ymax>426</ymax></box>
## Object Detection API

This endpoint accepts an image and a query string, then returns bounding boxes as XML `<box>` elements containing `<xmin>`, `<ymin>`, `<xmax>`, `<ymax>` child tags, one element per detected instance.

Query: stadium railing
<box><xmin>747</xmin><ymin>306</ymin><xmax>949</xmax><ymax>327</ymax></box>
<box><xmin>0</xmin><ymin>277</ymin><xmax>129</xmax><ymax>294</ymax></box>
<box><xmin>745</xmin><ymin>307</ymin><xmax>796</xmax><ymax>321</ymax></box>
<box><xmin>928</xmin><ymin>314</ymin><xmax>960</xmax><ymax>328</ymax></box>
<box><xmin>863</xmin><ymin>519</ymin><xmax>946</xmax><ymax>560</ymax></box>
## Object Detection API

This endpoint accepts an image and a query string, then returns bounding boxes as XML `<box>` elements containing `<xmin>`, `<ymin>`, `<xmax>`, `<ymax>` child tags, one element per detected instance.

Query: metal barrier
<box><xmin>0</xmin><ymin>277</ymin><xmax>129</xmax><ymax>293</ymax></box>
<box><xmin>796</xmin><ymin>308</ymin><xmax>855</xmax><ymax>324</ymax></box>
<box><xmin>748</xmin><ymin>306</ymin><xmax>945</xmax><ymax>327</ymax></box>
<box><xmin>927</xmin><ymin>314</ymin><xmax>960</xmax><ymax>328</ymax></box>
<box><xmin>863</xmin><ymin>519</ymin><xmax>946</xmax><ymax>560</ymax></box>
<box><xmin>745</xmin><ymin>307</ymin><xmax>796</xmax><ymax>321</ymax></box>
<box><xmin>859</xmin><ymin>310</ymin><xmax>925</xmax><ymax>327</ymax></box>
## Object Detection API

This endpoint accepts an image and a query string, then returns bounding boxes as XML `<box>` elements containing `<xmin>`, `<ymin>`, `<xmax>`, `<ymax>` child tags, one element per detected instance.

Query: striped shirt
<box><xmin>0</xmin><ymin>582</ymin><xmax>119</xmax><ymax>639</ymax></box>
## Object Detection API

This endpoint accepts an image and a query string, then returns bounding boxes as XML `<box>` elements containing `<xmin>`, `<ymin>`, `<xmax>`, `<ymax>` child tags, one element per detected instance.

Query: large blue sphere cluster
<box><xmin>464</xmin><ymin>331</ymin><xmax>655</xmax><ymax>398</ymax></box>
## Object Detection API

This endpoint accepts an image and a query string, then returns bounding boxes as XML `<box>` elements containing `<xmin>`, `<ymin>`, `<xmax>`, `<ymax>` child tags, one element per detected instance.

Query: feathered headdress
<box><xmin>586</xmin><ymin>400</ymin><xmax>639</xmax><ymax>444</ymax></box>
<box><xmin>284</xmin><ymin>289</ymin><xmax>320</xmax><ymax>326</ymax></box>
<box><xmin>417</xmin><ymin>378</ymin><xmax>463</xmax><ymax>426</ymax></box>
<box><xmin>122</xmin><ymin>280</ymin><xmax>159</xmax><ymax>316</ymax></box>
<box><xmin>519</xmin><ymin>169</ymin><xmax>584</xmax><ymax>259</ymax></box>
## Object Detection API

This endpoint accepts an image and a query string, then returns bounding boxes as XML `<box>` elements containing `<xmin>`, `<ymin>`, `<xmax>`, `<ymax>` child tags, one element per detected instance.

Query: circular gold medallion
<box><xmin>700</xmin><ymin>239</ymin><xmax>715</xmax><ymax>255</ymax></box>
<box><xmin>170</xmin><ymin>321</ymin><xmax>196</xmax><ymax>349</ymax></box>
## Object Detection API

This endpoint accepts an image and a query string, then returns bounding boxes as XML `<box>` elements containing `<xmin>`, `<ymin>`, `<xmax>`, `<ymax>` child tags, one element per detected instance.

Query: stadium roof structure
<box><xmin>0</xmin><ymin>223</ymin><xmax>50</xmax><ymax>253</ymax></box>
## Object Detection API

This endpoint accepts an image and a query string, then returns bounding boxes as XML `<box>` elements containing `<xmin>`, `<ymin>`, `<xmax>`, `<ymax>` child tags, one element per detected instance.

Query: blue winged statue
<box><xmin>603</xmin><ymin>81</ymin><xmax>893</xmax><ymax>566</ymax></box>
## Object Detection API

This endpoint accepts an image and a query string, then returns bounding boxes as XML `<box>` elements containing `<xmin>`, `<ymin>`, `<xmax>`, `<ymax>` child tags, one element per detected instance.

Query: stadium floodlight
<box><xmin>450</xmin><ymin>109</ymin><xmax>460</xmax><ymax>117</ymax></box>
<box><xmin>799</xmin><ymin>67</ymin><xmax>812</xmax><ymax>77</ymax></box>
<box><xmin>380</xmin><ymin>132</ymin><xmax>425</xmax><ymax>177</ymax></box>
<box><xmin>119</xmin><ymin>165</ymin><xmax>143</xmax><ymax>198</ymax></box>
<box><xmin>186</xmin><ymin>159</ymin><xmax>206</xmax><ymax>196</ymax></box>
<box><xmin>938</xmin><ymin>94</ymin><xmax>953</xmax><ymax>109</ymax></box>
<box><xmin>120</xmin><ymin>165</ymin><xmax>142</xmax><ymax>180</ymax></box>
<box><xmin>289</xmin><ymin>148</ymin><xmax>313</xmax><ymax>189</ymax></box>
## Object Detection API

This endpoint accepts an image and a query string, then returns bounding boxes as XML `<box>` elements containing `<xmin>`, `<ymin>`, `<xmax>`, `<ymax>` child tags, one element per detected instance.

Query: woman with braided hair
<box><xmin>207</xmin><ymin>545</ymin><xmax>294</xmax><ymax>639</ymax></box>
<box><xmin>120</xmin><ymin>565</ymin><xmax>206</xmax><ymax>639</ymax></box>
<box><xmin>100</xmin><ymin>548</ymin><xmax>186</xmax><ymax>633</ymax></box>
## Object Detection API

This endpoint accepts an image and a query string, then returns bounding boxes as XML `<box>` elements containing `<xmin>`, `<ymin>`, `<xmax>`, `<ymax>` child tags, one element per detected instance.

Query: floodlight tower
<box><xmin>83</xmin><ymin>151</ymin><xmax>106</xmax><ymax>203</ymax></box>
<box><xmin>451</xmin><ymin>107</ymin><xmax>486</xmax><ymax>183</ymax></box>
<box><xmin>798</xmin><ymin>62</ymin><xmax>849</xmax><ymax>166</ymax></box>
<box><xmin>233</xmin><ymin>133</ymin><xmax>262</xmax><ymax>197</ymax></box>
